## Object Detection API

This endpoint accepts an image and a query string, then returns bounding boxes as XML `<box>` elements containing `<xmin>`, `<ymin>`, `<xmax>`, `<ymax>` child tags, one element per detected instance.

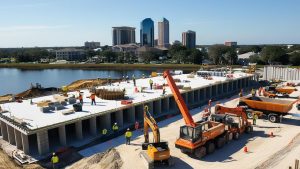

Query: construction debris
<box><xmin>66</xmin><ymin>148</ymin><xmax>123</xmax><ymax>169</ymax></box>
<box><xmin>95</xmin><ymin>89</ymin><xmax>125</xmax><ymax>100</ymax></box>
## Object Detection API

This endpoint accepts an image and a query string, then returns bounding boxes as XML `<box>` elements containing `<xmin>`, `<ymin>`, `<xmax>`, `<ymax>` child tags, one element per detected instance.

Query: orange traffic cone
<box><xmin>244</xmin><ymin>146</ymin><xmax>248</xmax><ymax>153</ymax></box>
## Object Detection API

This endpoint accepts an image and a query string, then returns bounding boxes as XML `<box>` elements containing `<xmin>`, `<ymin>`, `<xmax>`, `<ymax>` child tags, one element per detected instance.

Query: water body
<box><xmin>0</xmin><ymin>68</ymin><xmax>159</xmax><ymax>95</ymax></box>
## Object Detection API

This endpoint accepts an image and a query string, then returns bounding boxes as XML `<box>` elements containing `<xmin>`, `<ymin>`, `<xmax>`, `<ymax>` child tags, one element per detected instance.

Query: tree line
<box><xmin>0</xmin><ymin>44</ymin><xmax>299</xmax><ymax>65</ymax></box>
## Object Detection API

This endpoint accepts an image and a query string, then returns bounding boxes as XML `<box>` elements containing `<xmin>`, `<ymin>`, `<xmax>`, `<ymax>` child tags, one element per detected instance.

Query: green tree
<box><xmin>260</xmin><ymin>46</ymin><xmax>288</xmax><ymax>64</ymax></box>
<box><xmin>208</xmin><ymin>45</ymin><xmax>230</xmax><ymax>64</ymax></box>
<box><xmin>188</xmin><ymin>49</ymin><xmax>203</xmax><ymax>64</ymax></box>
<box><xmin>289</xmin><ymin>52</ymin><xmax>300</xmax><ymax>66</ymax></box>
<box><xmin>102</xmin><ymin>50</ymin><xmax>117</xmax><ymax>62</ymax></box>
<box><xmin>141</xmin><ymin>51</ymin><xmax>157</xmax><ymax>63</ymax></box>
<box><xmin>224</xmin><ymin>48</ymin><xmax>238</xmax><ymax>65</ymax></box>
<box><xmin>168</xmin><ymin>44</ymin><xmax>187</xmax><ymax>59</ymax></box>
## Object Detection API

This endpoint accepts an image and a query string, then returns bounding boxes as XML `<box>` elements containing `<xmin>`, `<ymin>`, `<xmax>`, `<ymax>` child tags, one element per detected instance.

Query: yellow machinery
<box><xmin>245</xmin><ymin>63</ymin><xmax>256</xmax><ymax>73</ymax></box>
<box><xmin>140</xmin><ymin>106</ymin><xmax>171</xmax><ymax>169</ymax></box>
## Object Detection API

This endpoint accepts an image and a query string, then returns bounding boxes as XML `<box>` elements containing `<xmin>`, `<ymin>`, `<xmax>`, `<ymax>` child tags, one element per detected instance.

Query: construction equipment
<box><xmin>140</xmin><ymin>106</ymin><xmax>171</xmax><ymax>169</ymax></box>
<box><xmin>239</xmin><ymin>96</ymin><xmax>298</xmax><ymax>123</ymax></box>
<box><xmin>213</xmin><ymin>105</ymin><xmax>253</xmax><ymax>137</ymax></box>
<box><xmin>163</xmin><ymin>70</ymin><xmax>226</xmax><ymax>158</ymax></box>
<box><xmin>263</xmin><ymin>86</ymin><xmax>297</xmax><ymax>98</ymax></box>
<box><xmin>245</xmin><ymin>63</ymin><xmax>256</xmax><ymax>74</ymax></box>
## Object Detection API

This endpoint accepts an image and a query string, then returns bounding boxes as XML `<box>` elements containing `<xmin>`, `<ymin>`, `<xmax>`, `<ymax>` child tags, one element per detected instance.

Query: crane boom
<box><xmin>163</xmin><ymin>70</ymin><xmax>196</xmax><ymax>127</ymax></box>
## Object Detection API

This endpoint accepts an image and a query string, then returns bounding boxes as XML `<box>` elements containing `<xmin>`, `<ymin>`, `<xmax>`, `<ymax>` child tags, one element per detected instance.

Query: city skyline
<box><xmin>0</xmin><ymin>0</ymin><xmax>299</xmax><ymax>47</ymax></box>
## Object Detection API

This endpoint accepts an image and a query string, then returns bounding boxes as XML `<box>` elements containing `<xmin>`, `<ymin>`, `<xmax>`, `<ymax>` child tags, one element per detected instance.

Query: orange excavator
<box><xmin>163</xmin><ymin>70</ymin><xmax>226</xmax><ymax>158</ymax></box>
<box><xmin>140</xmin><ymin>106</ymin><xmax>171</xmax><ymax>169</ymax></box>
<box><xmin>212</xmin><ymin>104</ymin><xmax>253</xmax><ymax>139</ymax></box>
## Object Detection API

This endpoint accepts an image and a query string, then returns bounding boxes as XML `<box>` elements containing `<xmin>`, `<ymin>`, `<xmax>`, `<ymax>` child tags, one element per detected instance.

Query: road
<box><xmin>78</xmin><ymin>96</ymin><xmax>300</xmax><ymax>169</ymax></box>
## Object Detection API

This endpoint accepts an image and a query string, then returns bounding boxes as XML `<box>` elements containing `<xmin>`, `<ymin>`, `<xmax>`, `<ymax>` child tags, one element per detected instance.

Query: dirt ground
<box><xmin>78</xmin><ymin>95</ymin><xmax>300</xmax><ymax>169</ymax></box>
<box><xmin>0</xmin><ymin>149</ymin><xmax>21</xmax><ymax>169</ymax></box>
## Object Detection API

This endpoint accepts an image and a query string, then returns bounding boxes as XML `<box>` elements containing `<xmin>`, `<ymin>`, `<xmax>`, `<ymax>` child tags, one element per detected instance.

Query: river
<box><xmin>0</xmin><ymin>68</ymin><xmax>159</xmax><ymax>95</ymax></box>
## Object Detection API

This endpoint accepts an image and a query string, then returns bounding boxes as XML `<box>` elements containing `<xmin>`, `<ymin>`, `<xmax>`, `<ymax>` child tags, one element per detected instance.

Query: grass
<box><xmin>0</xmin><ymin>63</ymin><xmax>215</xmax><ymax>71</ymax></box>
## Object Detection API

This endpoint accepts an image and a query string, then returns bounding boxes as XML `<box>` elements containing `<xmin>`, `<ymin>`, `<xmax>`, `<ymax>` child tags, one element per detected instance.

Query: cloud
<box><xmin>0</xmin><ymin>25</ymin><xmax>70</xmax><ymax>32</ymax></box>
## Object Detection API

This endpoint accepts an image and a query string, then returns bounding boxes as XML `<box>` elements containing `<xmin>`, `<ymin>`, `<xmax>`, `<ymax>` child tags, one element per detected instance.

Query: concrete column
<box><xmin>183</xmin><ymin>93</ymin><xmax>188</xmax><ymax>105</ymax></box>
<box><xmin>100</xmin><ymin>113</ymin><xmax>111</xmax><ymax>130</ymax></box>
<box><xmin>21</xmin><ymin>133</ymin><xmax>29</xmax><ymax>154</ymax></box>
<box><xmin>128</xmin><ymin>107</ymin><xmax>135</xmax><ymax>123</ymax></box>
<box><xmin>58</xmin><ymin>126</ymin><xmax>67</xmax><ymax>146</ymax></box>
<box><xmin>14</xmin><ymin>129</ymin><xmax>22</xmax><ymax>149</ymax></box>
<box><xmin>189</xmin><ymin>91</ymin><xmax>194</xmax><ymax>104</ymax></box>
<box><xmin>75</xmin><ymin>121</ymin><xmax>83</xmax><ymax>140</ymax></box>
<box><xmin>0</xmin><ymin>121</ymin><xmax>8</xmax><ymax>141</ymax></box>
<box><xmin>7</xmin><ymin>125</ymin><xmax>16</xmax><ymax>145</ymax></box>
<box><xmin>148</xmin><ymin>102</ymin><xmax>154</xmax><ymax>115</ymax></box>
<box><xmin>154</xmin><ymin>100</ymin><xmax>162</xmax><ymax>115</ymax></box>
<box><xmin>135</xmin><ymin>105</ymin><xmax>144</xmax><ymax>122</ymax></box>
<box><xmin>116</xmin><ymin>110</ymin><xmax>123</xmax><ymax>128</ymax></box>
<box><xmin>37</xmin><ymin>130</ymin><xmax>49</xmax><ymax>155</ymax></box>
<box><xmin>89</xmin><ymin>117</ymin><xmax>97</xmax><ymax>136</ymax></box>
<box><xmin>202</xmin><ymin>89</ymin><xmax>206</xmax><ymax>103</ymax></box>
<box><xmin>162</xmin><ymin>97</ymin><xmax>170</xmax><ymax>113</ymax></box>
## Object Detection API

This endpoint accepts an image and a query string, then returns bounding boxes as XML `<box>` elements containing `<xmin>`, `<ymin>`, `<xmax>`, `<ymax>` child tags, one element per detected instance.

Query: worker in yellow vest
<box><xmin>251</xmin><ymin>88</ymin><xmax>256</xmax><ymax>97</ymax></box>
<box><xmin>125</xmin><ymin>128</ymin><xmax>132</xmax><ymax>145</ymax></box>
<box><xmin>102</xmin><ymin>128</ymin><xmax>107</xmax><ymax>136</ymax></box>
<box><xmin>112</xmin><ymin>123</ymin><xmax>119</xmax><ymax>133</ymax></box>
<box><xmin>51</xmin><ymin>152</ymin><xmax>59</xmax><ymax>169</ymax></box>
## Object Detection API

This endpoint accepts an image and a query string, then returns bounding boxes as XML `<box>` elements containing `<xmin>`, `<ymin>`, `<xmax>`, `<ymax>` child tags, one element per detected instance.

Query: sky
<box><xmin>0</xmin><ymin>0</ymin><xmax>299</xmax><ymax>47</ymax></box>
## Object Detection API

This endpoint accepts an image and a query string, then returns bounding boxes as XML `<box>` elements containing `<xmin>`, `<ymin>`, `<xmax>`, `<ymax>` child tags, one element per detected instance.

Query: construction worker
<box><xmin>78</xmin><ymin>92</ymin><xmax>83</xmax><ymax>104</ymax></box>
<box><xmin>102</xmin><ymin>128</ymin><xmax>108</xmax><ymax>136</ymax></box>
<box><xmin>258</xmin><ymin>87</ymin><xmax>262</xmax><ymax>96</ymax></box>
<box><xmin>162</xmin><ymin>85</ymin><xmax>166</xmax><ymax>95</ymax></box>
<box><xmin>135</xmin><ymin>121</ymin><xmax>139</xmax><ymax>130</ymax></box>
<box><xmin>208</xmin><ymin>99</ymin><xmax>212</xmax><ymax>114</ymax></box>
<box><xmin>239</xmin><ymin>91</ymin><xmax>243</xmax><ymax>97</ymax></box>
<box><xmin>132</xmin><ymin>75</ymin><xmax>136</xmax><ymax>86</ymax></box>
<box><xmin>125</xmin><ymin>128</ymin><xmax>132</xmax><ymax>145</ymax></box>
<box><xmin>90</xmin><ymin>93</ymin><xmax>96</xmax><ymax>105</ymax></box>
<box><xmin>112</xmin><ymin>123</ymin><xmax>119</xmax><ymax>133</ymax></box>
<box><xmin>149</xmin><ymin>79</ymin><xmax>153</xmax><ymax>90</ymax></box>
<box><xmin>51</xmin><ymin>152</ymin><xmax>59</xmax><ymax>169</ymax></box>
<box><xmin>251</xmin><ymin>88</ymin><xmax>256</xmax><ymax>97</ymax></box>
<box><xmin>108</xmin><ymin>76</ymin><xmax>112</xmax><ymax>86</ymax></box>
<box><xmin>202</xmin><ymin>107</ymin><xmax>210</xmax><ymax>121</ymax></box>
<box><xmin>253</xmin><ymin>113</ymin><xmax>258</xmax><ymax>125</ymax></box>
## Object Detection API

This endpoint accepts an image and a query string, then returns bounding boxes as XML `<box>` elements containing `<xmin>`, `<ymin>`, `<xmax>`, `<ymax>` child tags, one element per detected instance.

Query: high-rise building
<box><xmin>225</xmin><ymin>41</ymin><xmax>237</xmax><ymax>47</ymax></box>
<box><xmin>182</xmin><ymin>30</ymin><xmax>196</xmax><ymax>49</ymax></box>
<box><xmin>158</xmin><ymin>18</ymin><xmax>170</xmax><ymax>48</ymax></box>
<box><xmin>112</xmin><ymin>27</ymin><xmax>136</xmax><ymax>46</ymax></box>
<box><xmin>140</xmin><ymin>18</ymin><xmax>154</xmax><ymax>47</ymax></box>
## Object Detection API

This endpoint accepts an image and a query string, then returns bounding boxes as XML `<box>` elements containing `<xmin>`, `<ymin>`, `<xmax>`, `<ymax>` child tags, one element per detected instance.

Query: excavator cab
<box><xmin>179</xmin><ymin>125</ymin><xmax>202</xmax><ymax>143</ymax></box>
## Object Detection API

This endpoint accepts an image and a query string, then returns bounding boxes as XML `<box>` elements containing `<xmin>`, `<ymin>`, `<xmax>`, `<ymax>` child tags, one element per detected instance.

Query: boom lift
<box><xmin>163</xmin><ymin>70</ymin><xmax>226</xmax><ymax>158</ymax></box>
<box><xmin>140</xmin><ymin>106</ymin><xmax>171</xmax><ymax>169</ymax></box>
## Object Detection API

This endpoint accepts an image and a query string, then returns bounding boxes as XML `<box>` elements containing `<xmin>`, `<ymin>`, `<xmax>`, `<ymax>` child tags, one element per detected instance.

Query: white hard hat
<box><xmin>127</xmin><ymin>128</ymin><xmax>130</xmax><ymax>130</ymax></box>
<box><xmin>115</xmin><ymin>123</ymin><xmax>117</xmax><ymax>125</ymax></box>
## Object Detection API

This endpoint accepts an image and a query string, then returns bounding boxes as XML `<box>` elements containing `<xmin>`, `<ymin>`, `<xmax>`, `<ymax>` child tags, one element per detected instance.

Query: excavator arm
<box><xmin>144</xmin><ymin>106</ymin><xmax>160</xmax><ymax>143</ymax></box>
<box><xmin>163</xmin><ymin>70</ymin><xmax>196</xmax><ymax>127</ymax></box>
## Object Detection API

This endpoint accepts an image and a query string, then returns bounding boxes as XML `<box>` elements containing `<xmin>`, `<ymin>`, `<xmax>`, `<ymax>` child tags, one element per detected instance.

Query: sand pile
<box><xmin>67</xmin><ymin>148</ymin><xmax>122</xmax><ymax>169</ymax></box>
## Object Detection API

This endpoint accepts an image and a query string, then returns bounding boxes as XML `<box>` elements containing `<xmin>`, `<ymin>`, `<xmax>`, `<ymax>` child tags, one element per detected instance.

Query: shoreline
<box><xmin>0</xmin><ymin>63</ymin><xmax>208</xmax><ymax>70</ymax></box>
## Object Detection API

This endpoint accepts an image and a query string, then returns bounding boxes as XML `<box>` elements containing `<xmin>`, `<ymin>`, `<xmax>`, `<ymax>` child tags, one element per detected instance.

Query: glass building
<box><xmin>140</xmin><ymin>18</ymin><xmax>154</xmax><ymax>47</ymax></box>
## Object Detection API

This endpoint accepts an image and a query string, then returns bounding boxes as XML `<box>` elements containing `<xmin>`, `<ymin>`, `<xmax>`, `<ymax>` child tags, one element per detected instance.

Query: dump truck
<box><xmin>239</xmin><ymin>96</ymin><xmax>297</xmax><ymax>123</ymax></box>
<box><xmin>140</xmin><ymin>106</ymin><xmax>171</xmax><ymax>169</ymax></box>
<box><xmin>263</xmin><ymin>86</ymin><xmax>298</xmax><ymax>98</ymax></box>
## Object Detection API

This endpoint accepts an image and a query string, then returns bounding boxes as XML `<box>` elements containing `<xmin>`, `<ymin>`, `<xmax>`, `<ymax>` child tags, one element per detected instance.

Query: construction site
<box><xmin>1</xmin><ymin>67</ymin><xmax>300</xmax><ymax>169</ymax></box>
